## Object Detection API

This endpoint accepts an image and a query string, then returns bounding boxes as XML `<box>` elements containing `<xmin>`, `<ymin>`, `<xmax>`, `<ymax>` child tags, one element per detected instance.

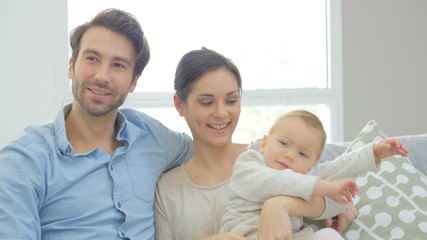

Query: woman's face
<box><xmin>177</xmin><ymin>68</ymin><xmax>241</xmax><ymax>147</ymax></box>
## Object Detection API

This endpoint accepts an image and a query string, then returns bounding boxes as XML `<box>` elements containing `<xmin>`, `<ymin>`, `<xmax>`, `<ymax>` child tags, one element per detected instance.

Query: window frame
<box><xmin>62</xmin><ymin>0</ymin><xmax>344</xmax><ymax>142</ymax></box>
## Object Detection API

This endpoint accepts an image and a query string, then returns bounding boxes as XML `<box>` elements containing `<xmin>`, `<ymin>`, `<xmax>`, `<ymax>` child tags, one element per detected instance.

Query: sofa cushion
<box><xmin>398</xmin><ymin>134</ymin><xmax>427</xmax><ymax>176</ymax></box>
<box><xmin>320</xmin><ymin>133</ymin><xmax>427</xmax><ymax>176</ymax></box>
<box><xmin>340</xmin><ymin>120</ymin><xmax>427</xmax><ymax>239</ymax></box>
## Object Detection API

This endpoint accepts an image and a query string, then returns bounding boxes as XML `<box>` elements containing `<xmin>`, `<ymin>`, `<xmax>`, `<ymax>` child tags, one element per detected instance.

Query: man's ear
<box><xmin>173</xmin><ymin>94</ymin><xmax>184</xmax><ymax>116</ymax></box>
<box><xmin>68</xmin><ymin>57</ymin><xmax>74</xmax><ymax>79</ymax></box>
<box><xmin>129</xmin><ymin>74</ymin><xmax>140</xmax><ymax>93</ymax></box>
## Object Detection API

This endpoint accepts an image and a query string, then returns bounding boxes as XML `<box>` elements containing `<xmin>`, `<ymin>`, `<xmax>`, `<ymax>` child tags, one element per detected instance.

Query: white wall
<box><xmin>1</xmin><ymin>0</ymin><xmax>426</xmax><ymax>147</ymax></box>
<box><xmin>342</xmin><ymin>0</ymin><xmax>427</xmax><ymax>140</ymax></box>
<box><xmin>0</xmin><ymin>0</ymin><xmax>69</xmax><ymax>147</ymax></box>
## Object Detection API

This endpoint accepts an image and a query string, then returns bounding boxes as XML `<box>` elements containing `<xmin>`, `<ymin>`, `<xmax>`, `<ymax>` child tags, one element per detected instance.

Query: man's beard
<box><xmin>72</xmin><ymin>78</ymin><xmax>127</xmax><ymax>116</ymax></box>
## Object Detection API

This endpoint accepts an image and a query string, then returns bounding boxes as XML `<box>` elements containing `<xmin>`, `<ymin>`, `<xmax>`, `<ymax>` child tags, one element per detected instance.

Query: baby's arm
<box><xmin>373</xmin><ymin>138</ymin><xmax>409</xmax><ymax>161</ymax></box>
<box><xmin>229</xmin><ymin>150</ymin><xmax>319</xmax><ymax>202</ymax></box>
<box><xmin>313</xmin><ymin>178</ymin><xmax>358</xmax><ymax>204</ymax></box>
<box><xmin>313</xmin><ymin>143</ymin><xmax>377</xmax><ymax>180</ymax></box>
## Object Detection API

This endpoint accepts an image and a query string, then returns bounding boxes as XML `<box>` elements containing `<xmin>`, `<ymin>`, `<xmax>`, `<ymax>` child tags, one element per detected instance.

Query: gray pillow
<box><xmin>338</xmin><ymin>120</ymin><xmax>427</xmax><ymax>239</ymax></box>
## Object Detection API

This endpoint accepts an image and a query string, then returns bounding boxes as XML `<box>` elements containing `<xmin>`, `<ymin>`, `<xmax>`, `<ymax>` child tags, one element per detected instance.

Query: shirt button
<box><xmin>118</xmin><ymin>202</ymin><xmax>122</xmax><ymax>208</ymax></box>
<box><xmin>121</xmin><ymin>232</ymin><xmax>126</xmax><ymax>237</ymax></box>
<box><xmin>110</xmin><ymin>165</ymin><xmax>113</xmax><ymax>171</ymax></box>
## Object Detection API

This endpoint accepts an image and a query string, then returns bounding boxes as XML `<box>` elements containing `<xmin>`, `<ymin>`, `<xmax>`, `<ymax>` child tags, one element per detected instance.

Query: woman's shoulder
<box><xmin>247</xmin><ymin>139</ymin><xmax>262</xmax><ymax>151</ymax></box>
<box><xmin>158</xmin><ymin>164</ymin><xmax>187</xmax><ymax>187</ymax></box>
<box><xmin>233</xmin><ymin>142</ymin><xmax>251</xmax><ymax>155</ymax></box>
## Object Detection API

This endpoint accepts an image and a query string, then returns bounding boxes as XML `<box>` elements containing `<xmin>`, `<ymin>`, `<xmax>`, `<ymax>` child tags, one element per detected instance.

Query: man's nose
<box><xmin>94</xmin><ymin>64</ymin><xmax>111</xmax><ymax>83</ymax></box>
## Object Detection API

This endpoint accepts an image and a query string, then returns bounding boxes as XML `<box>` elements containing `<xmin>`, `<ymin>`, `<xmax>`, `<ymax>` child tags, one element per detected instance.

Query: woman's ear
<box><xmin>260</xmin><ymin>135</ymin><xmax>268</xmax><ymax>153</ymax></box>
<box><xmin>173</xmin><ymin>95</ymin><xmax>184</xmax><ymax>116</ymax></box>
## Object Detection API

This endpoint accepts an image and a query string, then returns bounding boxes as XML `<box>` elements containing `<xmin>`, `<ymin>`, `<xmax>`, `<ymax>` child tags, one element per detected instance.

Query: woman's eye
<box><xmin>279</xmin><ymin>141</ymin><xmax>288</xmax><ymax>146</ymax></box>
<box><xmin>114</xmin><ymin>63</ymin><xmax>125</xmax><ymax>68</ymax></box>
<box><xmin>200</xmin><ymin>101</ymin><xmax>213</xmax><ymax>106</ymax></box>
<box><xmin>226</xmin><ymin>99</ymin><xmax>238</xmax><ymax>105</ymax></box>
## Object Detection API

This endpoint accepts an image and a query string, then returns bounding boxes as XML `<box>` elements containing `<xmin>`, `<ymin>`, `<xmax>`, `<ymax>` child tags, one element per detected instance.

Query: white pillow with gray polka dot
<box><xmin>342</xmin><ymin>120</ymin><xmax>427</xmax><ymax>240</ymax></box>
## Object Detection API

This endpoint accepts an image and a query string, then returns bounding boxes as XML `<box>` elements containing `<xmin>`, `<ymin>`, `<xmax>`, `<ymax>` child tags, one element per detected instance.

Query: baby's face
<box><xmin>260</xmin><ymin>117</ymin><xmax>324</xmax><ymax>173</ymax></box>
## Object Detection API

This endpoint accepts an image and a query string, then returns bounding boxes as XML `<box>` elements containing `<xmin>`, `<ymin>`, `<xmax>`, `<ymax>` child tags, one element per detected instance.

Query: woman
<box><xmin>154</xmin><ymin>48</ymin><xmax>356</xmax><ymax>240</ymax></box>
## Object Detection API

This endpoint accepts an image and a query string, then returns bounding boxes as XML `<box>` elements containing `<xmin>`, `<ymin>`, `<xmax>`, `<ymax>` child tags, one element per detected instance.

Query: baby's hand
<box><xmin>327</xmin><ymin>178</ymin><xmax>358</xmax><ymax>204</ymax></box>
<box><xmin>374</xmin><ymin>138</ymin><xmax>409</xmax><ymax>161</ymax></box>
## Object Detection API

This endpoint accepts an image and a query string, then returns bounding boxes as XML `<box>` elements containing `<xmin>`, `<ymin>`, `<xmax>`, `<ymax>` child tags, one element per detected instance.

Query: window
<box><xmin>67</xmin><ymin>0</ymin><xmax>343</xmax><ymax>142</ymax></box>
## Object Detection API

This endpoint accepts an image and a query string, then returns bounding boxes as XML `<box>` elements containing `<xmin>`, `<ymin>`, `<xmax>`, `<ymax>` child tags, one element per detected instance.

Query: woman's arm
<box><xmin>154</xmin><ymin>190</ymin><xmax>174</xmax><ymax>240</ymax></box>
<box><xmin>257</xmin><ymin>196</ymin><xmax>326</xmax><ymax>240</ymax></box>
<box><xmin>202</xmin><ymin>233</ymin><xmax>246</xmax><ymax>240</ymax></box>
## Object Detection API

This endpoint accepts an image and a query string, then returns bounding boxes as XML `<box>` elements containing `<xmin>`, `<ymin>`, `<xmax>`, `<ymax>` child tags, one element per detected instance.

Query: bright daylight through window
<box><xmin>68</xmin><ymin>0</ymin><xmax>343</xmax><ymax>142</ymax></box>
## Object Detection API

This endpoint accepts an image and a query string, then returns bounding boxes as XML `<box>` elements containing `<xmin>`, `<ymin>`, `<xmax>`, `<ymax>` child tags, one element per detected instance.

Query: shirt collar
<box><xmin>54</xmin><ymin>104</ymin><xmax>132</xmax><ymax>156</ymax></box>
<box><xmin>55</xmin><ymin>104</ymin><xmax>72</xmax><ymax>155</ymax></box>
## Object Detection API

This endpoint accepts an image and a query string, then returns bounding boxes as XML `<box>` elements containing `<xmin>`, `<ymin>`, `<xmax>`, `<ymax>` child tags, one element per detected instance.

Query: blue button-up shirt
<box><xmin>0</xmin><ymin>104</ymin><xmax>193</xmax><ymax>239</ymax></box>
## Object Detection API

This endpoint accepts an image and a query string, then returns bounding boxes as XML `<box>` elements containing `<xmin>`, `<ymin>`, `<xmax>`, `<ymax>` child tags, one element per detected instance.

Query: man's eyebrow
<box><xmin>82</xmin><ymin>49</ymin><xmax>132</xmax><ymax>67</ymax></box>
<box><xmin>112</xmin><ymin>56</ymin><xmax>132</xmax><ymax>67</ymax></box>
<box><xmin>82</xmin><ymin>49</ymin><xmax>100</xmax><ymax>57</ymax></box>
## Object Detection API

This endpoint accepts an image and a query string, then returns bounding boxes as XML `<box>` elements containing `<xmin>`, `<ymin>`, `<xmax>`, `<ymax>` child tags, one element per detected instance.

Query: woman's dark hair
<box><xmin>69</xmin><ymin>8</ymin><xmax>150</xmax><ymax>80</ymax></box>
<box><xmin>174</xmin><ymin>47</ymin><xmax>242</xmax><ymax>102</ymax></box>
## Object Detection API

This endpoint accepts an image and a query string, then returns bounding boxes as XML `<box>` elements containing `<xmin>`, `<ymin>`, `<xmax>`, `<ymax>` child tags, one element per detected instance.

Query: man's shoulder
<box><xmin>120</xmin><ymin>108</ymin><xmax>152</xmax><ymax>119</ymax></box>
<box><xmin>11</xmin><ymin>122</ymin><xmax>55</xmax><ymax>147</ymax></box>
<box><xmin>0</xmin><ymin>122</ymin><xmax>56</xmax><ymax>165</ymax></box>
<box><xmin>119</xmin><ymin>108</ymin><xmax>164</xmax><ymax>128</ymax></box>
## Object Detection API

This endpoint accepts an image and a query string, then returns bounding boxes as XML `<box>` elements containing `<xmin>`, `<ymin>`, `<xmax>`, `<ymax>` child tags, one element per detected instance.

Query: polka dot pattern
<box><xmin>342</xmin><ymin>120</ymin><xmax>427</xmax><ymax>240</ymax></box>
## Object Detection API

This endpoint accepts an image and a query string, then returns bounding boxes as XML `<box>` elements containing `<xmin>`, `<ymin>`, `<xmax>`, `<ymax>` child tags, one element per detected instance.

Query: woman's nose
<box><xmin>214</xmin><ymin>103</ymin><xmax>227</xmax><ymax>117</ymax></box>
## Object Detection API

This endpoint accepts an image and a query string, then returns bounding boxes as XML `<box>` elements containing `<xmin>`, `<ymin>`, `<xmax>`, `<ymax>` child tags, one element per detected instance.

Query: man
<box><xmin>0</xmin><ymin>8</ymin><xmax>192</xmax><ymax>239</ymax></box>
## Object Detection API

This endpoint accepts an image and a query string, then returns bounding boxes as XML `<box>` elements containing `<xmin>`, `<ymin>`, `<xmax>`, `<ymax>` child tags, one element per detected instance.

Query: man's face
<box><xmin>68</xmin><ymin>26</ymin><xmax>139</xmax><ymax>117</ymax></box>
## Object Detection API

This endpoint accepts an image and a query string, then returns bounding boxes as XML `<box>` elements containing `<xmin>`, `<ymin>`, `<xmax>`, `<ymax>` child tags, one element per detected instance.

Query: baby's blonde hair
<box><xmin>269</xmin><ymin>109</ymin><xmax>327</xmax><ymax>157</ymax></box>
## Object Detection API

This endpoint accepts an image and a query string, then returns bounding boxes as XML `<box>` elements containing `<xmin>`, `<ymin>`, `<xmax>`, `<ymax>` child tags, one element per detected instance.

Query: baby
<box><xmin>220</xmin><ymin>109</ymin><xmax>408</xmax><ymax>239</ymax></box>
